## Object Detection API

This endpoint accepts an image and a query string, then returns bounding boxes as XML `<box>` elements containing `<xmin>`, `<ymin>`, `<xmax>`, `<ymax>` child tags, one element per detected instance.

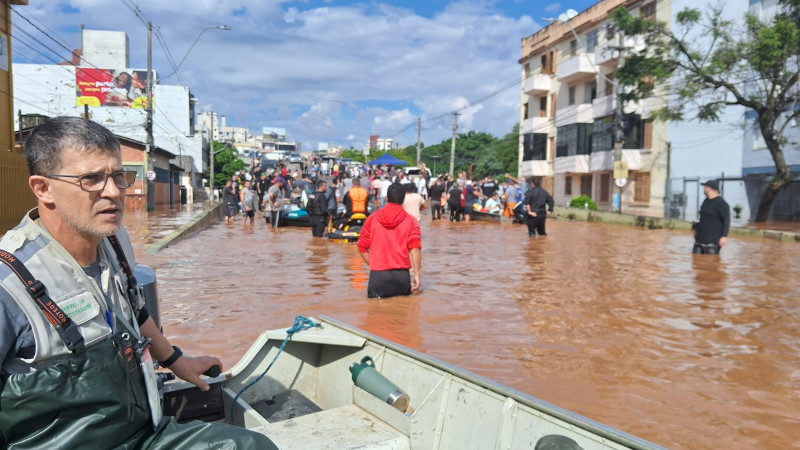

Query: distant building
<box><xmin>376</xmin><ymin>138</ymin><xmax>399</xmax><ymax>151</ymax></box>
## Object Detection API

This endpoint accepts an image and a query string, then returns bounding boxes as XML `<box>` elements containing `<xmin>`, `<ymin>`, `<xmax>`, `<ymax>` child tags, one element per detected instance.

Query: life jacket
<box><xmin>0</xmin><ymin>209</ymin><xmax>140</xmax><ymax>370</ymax></box>
<box><xmin>349</xmin><ymin>186</ymin><xmax>368</xmax><ymax>213</ymax></box>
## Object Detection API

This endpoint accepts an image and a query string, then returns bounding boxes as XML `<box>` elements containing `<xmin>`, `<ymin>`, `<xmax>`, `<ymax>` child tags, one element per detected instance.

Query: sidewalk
<box><xmin>123</xmin><ymin>202</ymin><xmax>214</xmax><ymax>256</ymax></box>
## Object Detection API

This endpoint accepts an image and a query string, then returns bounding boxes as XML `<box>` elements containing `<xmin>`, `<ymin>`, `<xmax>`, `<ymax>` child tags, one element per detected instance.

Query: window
<box><xmin>569</xmin><ymin>39</ymin><xmax>577</xmax><ymax>57</ymax></box>
<box><xmin>565</xmin><ymin>176</ymin><xmax>572</xmax><ymax>195</ymax></box>
<box><xmin>569</xmin><ymin>86</ymin><xmax>576</xmax><ymax>105</ymax></box>
<box><xmin>523</xmin><ymin>102</ymin><xmax>530</xmax><ymax>120</ymax></box>
<box><xmin>524</xmin><ymin>63</ymin><xmax>531</xmax><ymax>78</ymax></box>
<box><xmin>523</xmin><ymin>133</ymin><xmax>548</xmax><ymax>161</ymax></box>
<box><xmin>633</xmin><ymin>172</ymin><xmax>651</xmax><ymax>202</ymax></box>
<box><xmin>584</xmin><ymin>80</ymin><xmax>597</xmax><ymax>104</ymax></box>
<box><xmin>556</xmin><ymin>123</ymin><xmax>593</xmax><ymax>157</ymax></box>
<box><xmin>541</xmin><ymin>55</ymin><xmax>548</xmax><ymax>72</ymax></box>
<box><xmin>600</xmin><ymin>173</ymin><xmax>610</xmax><ymax>202</ymax></box>
<box><xmin>604</xmin><ymin>72</ymin><xmax>615</xmax><ymax>96</ymax></box>
<box><xmin>592</xmin><ymin>116</ymin><xmax>615</xmax><ymax>154</ymax></box>
<box><xmin>586</xmin><ymin>30</ymin><xmax>599</xmax><ymax>53</ymax></box>
<box><xmin>592</xmin><ymin>114</ymin><xmax>647</xmax><ymax>152</ymax></box>
<box><xmin>539</xmin><ymin>97</ymin><xmax>547</xmax><ymax>117</ymax></box>
<box><xmin>641</xmin><ymin>2</ymin><xmax>656</xmax><ymax>21</ymax></box>
<box><xmin>580</xmin><ymin>175</ymin><xmax>593</xmax><ymax>197</ymax></box>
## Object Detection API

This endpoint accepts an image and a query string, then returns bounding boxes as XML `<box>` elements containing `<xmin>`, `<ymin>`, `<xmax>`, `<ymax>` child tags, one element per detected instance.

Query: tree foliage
<box><xmin>212</xmin><ymin>142</ymin><xmax>244</xmax><ymax>188</ymax></box>
<box><xmin>612</xmin><ymin>1</ymin><xmax>800</xmax><ymax>221</ymax></box>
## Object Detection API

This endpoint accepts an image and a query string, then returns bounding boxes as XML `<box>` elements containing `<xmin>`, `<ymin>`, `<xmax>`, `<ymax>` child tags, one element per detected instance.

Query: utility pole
<box><xmin>144</xmin><ymin>21</ymin><xmax>154</xmax><ymax>211</ymax></box>
<box><xmin>449</xmin><ymin>112</ymin><xmax>459</xmax><ymax>176</ymax></box>
<box><xmin>415</xmin><ymin>117</ymin><xmax>422</xmax><ymax>165</ymax></box>
<box><xmin>208</xmin><ymin>114</ymin><xmax>215</xmax><ymax>202</ymax></box>
<box><xmin>612</xmin><ymin>29</ymin><xmax>628</xmax><ymax>214</ymax></box>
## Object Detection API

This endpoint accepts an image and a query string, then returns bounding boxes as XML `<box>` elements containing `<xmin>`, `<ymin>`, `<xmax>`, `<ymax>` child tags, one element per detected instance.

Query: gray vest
<box><xmin>0</xmin><ymin>209</ymin><xmax>139</xmax><ymax>372</ymax></box>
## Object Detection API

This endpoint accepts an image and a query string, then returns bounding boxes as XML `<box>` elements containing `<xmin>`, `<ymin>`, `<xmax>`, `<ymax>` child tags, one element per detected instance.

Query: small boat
<box><xmin>327</xmin><ymin>212</ymin><xmax>368</xmax><ymax>241</ymax></box>
<box><xmin>472</xmin><ymin>209</ymin><xmax>503</xmax><ymax>223</ymax></box>
<box><xmin>162</xmin><ymin>316</ymin><xmax>665</xmax><ymax>450</ymax></box>
<box><xmin>275</xmin><ymin>201</ymin><xmax>311</xmax><ymax>227</ymax></box>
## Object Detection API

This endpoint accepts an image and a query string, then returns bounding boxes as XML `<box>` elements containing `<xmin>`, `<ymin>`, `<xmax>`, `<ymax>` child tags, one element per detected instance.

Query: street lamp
<box><xmin>160</xmin><ymin>25</ymin><xmax>232</xmax><ymax>81</ymax></box>
<box><xmin>543</xmin><ymin>10</ymin><xmax>627</xmax><ymax>212</ymax></box>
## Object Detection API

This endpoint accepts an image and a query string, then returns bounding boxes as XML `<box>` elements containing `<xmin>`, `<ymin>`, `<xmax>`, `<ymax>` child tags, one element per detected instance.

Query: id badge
<box><xmin>138</xmin><ymin>346</ymin><xmax>163</xmax><ymax>428</ymax></box>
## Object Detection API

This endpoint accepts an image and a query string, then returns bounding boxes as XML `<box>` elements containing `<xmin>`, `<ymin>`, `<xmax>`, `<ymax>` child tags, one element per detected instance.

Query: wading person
<box><xmin>239</xmin><ymin>179</ymin><xmax>257</xmax><ymax>226</ymax></box>
<box><xmin>0</xmin><ymin>117</ymin><xmax>276</xmax><ymax>449</ymax></box>
<box><xmin>307</xmin><ymin>179</ymin><xmax>329</xmax><ymax>237</ymax></box>
<box><xmin>357</xmin><ymin>183</ymin><xmax>422</xmax><ymax>298</ymax></box>
<box><xmin>693</xmin><ymin>179</ymin><xmax>730</xmax><ymax>254</ymax></box>
<box><xmin>267</xmin><ymin>176</ymin><xmax>284</xmax><ymax>228</ymax></box>
<box><xmin>524</xmin><ymin>177</ymin><xmax>554</xmax><ymax>237</ymax></box>
<box><xmin>222</xmin><ymin>179</ymin><xmax>238</xmax><ymax>224</ymax></box>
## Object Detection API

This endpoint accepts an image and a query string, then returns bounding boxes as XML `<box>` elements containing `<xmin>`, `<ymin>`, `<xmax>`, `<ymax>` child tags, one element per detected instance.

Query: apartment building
<box><xmin>519</xmin><ymin>0</ymin><xmax>668</xmax><ymax>216</ymax></box>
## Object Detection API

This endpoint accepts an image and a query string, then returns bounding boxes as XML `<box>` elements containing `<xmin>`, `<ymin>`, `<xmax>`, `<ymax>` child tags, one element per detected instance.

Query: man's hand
<box><xmin>719</xmin><ymin>236</ymin><xmax>728</xmax><ymax>247</ymax></box>
<box><xmin>169</xmin><ymin>355</ymin><xmax>223</xmax><ymax>391</ymax></box>
<box><xmin>411</xmin><ymin>273</ymin><xmax>421</xmax><ymax>291</ymax></box>
<box><xmin>528</xmin><ymin>211</ymin><xmax>537</xmax><ymax>217</ymax></box>
<box><xmin>546</xmin><ymin>211</ymin><xmax>552</xmax><ymax>216</ymax></box>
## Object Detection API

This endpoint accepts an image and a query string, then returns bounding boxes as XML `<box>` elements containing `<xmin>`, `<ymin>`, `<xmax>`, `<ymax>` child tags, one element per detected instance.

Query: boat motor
<box><xmin>135</xmin><ymin>264</ymin><xmax>161</xmax><ymax>330</ymax></box>
<box><xmin>349</xmin><ymin>356</ymin><xmax>409</xmax><ymax>412</ymax></box>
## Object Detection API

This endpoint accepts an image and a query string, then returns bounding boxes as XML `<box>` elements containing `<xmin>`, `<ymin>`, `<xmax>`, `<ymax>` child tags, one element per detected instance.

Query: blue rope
<box><xmin>228</xmin><ymin>315</ymin><xmax>321</xmax><ymax>423</ymax></box>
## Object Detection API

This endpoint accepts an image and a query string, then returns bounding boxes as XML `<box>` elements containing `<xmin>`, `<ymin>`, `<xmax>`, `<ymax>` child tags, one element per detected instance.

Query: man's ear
<box><xmin>29</xmin><ymin>175</ymin><xmax>53</xmax><ymax>204</ymax></box>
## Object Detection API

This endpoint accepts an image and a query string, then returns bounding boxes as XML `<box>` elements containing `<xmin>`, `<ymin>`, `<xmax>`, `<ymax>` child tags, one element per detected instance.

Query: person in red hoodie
<box><xmin>357</xmin><ymin>183</ymin><xmax>422</xmax><ymax>298</ymax></box>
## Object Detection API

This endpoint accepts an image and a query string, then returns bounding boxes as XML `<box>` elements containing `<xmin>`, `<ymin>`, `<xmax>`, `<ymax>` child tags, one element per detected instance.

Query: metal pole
<box><xmin>145</xmin><ymin>21</ymin><xmax>154</xmax><ymax>211</ymax></box>
<box><xmin>612</xmin><ymin>29</ymin><xmax>626</xmax><ymax>214</ymax></box>
<box><xmin>209</xmin><ymin>113</ymin><xmax>215</xmax><ymax>202</ymax></box>
<box><xmin>416</xmin><ymin>117</ymin><xmax>422</xmax><ymax>165</ymax></box>
<box><xmin>449</xmin><ymin>112</ymin><xmax>459</xmax><ymax>176</ymax></box>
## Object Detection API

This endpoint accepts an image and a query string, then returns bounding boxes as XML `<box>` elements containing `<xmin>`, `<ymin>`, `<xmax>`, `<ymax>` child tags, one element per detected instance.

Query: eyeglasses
<box><xmin>45</xmin><ymin>170</ymin><xmax>137</xmax><ymax>192</ymax></box>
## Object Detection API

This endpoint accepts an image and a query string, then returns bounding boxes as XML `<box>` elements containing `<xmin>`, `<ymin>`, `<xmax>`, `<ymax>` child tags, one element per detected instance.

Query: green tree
<box><xmin>612</xmin><ymin>1</ymin><xmax>800</xmax><ymax>222</ymax></box>
<box><xmin>212</xmin><ymin>142</ymin><xmax>244</xmax><ymax>188</ymax></box>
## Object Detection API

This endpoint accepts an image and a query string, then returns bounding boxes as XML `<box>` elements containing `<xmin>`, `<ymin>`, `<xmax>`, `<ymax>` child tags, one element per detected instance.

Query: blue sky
<box><xmin>11</xmin><ymin>0</ymin><xmax>599</xmax><ymax>151</ymax></box>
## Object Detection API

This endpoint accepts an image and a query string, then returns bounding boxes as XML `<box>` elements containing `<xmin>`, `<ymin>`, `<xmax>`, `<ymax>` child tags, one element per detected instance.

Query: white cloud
<box><xmin>12</xmin><ymin>0</ymin><xmax>537</xmax><ymax>149</ymax></box>
<box><xmin>544</xmin><ymin>3</ymin><xmax>562</xmax><ymax>14</ymax></box>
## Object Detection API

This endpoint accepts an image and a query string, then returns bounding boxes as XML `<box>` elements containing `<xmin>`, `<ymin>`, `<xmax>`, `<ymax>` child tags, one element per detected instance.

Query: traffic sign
<box><xmin>613</xmin><ymin>161</ymin><xmax>628</xmax><ymax>180</ymax></box>
<box><xmin>615</xmin><ymin>177</ymin><xmax>627</xmax><ymax>188</ymax></box>
<box><xmin>146</xmin><ymin>170</ymin><xmax>156</xmax><ymax>181</ymax></box>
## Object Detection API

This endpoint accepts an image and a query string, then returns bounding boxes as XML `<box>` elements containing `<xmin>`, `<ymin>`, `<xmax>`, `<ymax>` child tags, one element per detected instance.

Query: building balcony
<box><xmin>591</xmin><ymin>95</ymin><xmax>660</xmax><ymax>119</ymax></box>
<box><xmin>520</xmin><ymin>160</ymin><xmax>552</xmax><ymax>177</ymax></box>
<box><xmin>555</xmin><ymin>104</ymin><xmax>593</xmax><ymax>127</ymax></box>
<box><xmin>521</xmin><ymin>116</ymin><xmax>554</xmax><ymax>135</ymax></box>
<box><xmin>553</xmin><ymin>154</ymin><xmax>591</xmax><ymax>174</ymax></box>
<box><xmin>589</xmin><ymin>149</ymin><xmax>644</xmax><ymax>172</ymax></box>
<box><xmin>523</xmin><ymin>74</ymin><xmax>551</xmax><ymax>96</ymax></box>
<box><xmin>556</xmin><ymin>52</ymin><xmax>597</xmax><ymax>83</ymax></box>
<box><xmin>595</xmin><ymin>35</ymin><xmax>646</xmax><ymax>66</ymax></box>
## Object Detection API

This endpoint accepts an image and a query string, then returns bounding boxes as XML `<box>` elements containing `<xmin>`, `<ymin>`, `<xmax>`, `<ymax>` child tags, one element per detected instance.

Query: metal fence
<box><xmin>666</xmin><ymin>175</ymin><xmax>751</xmax><ymax>223</ymax></box>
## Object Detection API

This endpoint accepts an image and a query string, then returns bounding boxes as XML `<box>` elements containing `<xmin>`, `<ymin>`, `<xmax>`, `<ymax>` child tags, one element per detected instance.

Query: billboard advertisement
<box><xmin>76</xmin><ymin>68</ymin><xmax>152</xmax><ymax>108</ymax></box>
<box><xmin>262</xmin><ymin>127</ymin><xmax>286</xmax><ymax>139</ymax></box>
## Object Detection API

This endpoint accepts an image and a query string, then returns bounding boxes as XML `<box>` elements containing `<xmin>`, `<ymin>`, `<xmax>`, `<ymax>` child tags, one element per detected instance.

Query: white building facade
<box><xmin>519</xmin><ymin>0</ymin><xmax>748</xmax><ymax>219</ymax></box>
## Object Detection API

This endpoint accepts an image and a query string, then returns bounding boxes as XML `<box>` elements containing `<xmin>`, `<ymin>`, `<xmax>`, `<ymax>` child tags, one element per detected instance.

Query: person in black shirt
<box><xmin>222</xmin><ymin>180</ymin><xmax>238</xmax><ymax>224</ymax></box>
<box><xmin>428</xmin><ymin>177</ymin><xmax>446</xmax><ymax>220</ymax></box>
<box><xmin>307</xmin><ymin>179</ymin><xmax>329</xmax><ymax>237</ymax></box>
<box><xmin>693</xmin><ymin>179</ymin><xmax>730</xmax><ymax>254</ymax></box>
<box><xmin>524</xmin><ymin>177</ymin><xmax>554</xmax><ymax>237</ymax></box>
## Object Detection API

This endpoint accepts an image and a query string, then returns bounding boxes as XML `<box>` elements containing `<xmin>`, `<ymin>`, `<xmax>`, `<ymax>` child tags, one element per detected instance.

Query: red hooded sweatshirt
<box><xmin>357</xmin><ymin>203</ymin><xmax>421</xmax><ymax>271</ymax></box>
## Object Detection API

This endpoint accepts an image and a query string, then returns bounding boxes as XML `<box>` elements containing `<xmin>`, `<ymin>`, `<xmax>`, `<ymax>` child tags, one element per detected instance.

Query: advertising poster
<box><xmin>0</xmin><ymin>32</ymin><xmax>8</xmax><ymax>72</ymax></box>
<box><xmin>76</xmin><ymin>68</ymin><xmax>152</xmax><ymax>108</ymax></box>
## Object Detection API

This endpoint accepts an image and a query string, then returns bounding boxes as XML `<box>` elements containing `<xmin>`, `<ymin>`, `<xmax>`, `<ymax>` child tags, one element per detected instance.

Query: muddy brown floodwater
<box><xmin>132</xmin><ymin>211</ymin><xmax>800</xmax><ymax>449</ymax></box>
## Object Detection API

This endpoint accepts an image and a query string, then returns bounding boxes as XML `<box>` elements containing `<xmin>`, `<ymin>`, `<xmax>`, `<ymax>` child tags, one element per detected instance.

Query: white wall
<box><xmin>82</xmin><ymin>30</ymin><xmax>129</xmax><ymax>68</ymax></box>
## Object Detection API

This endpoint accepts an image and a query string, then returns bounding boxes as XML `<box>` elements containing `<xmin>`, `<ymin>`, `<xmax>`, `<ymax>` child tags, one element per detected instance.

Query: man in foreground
<box><xmin>0</xmin><ymin>117</ymin><xmax>275</xmax><ymax>448</ymax></box>
<box><xmin>524</xmin><ymin>177</ymin><xmax>554</xmax><ymax>237</ymax></box>
<box><xmin>357</xmin><ymin>183</ymin><xmax>422</xmax><ymax>298</ymax></box>
<box><xmin>693</xmin><ymin>179</ymin><xmax>730</xmax><ymax>254</ymax></box>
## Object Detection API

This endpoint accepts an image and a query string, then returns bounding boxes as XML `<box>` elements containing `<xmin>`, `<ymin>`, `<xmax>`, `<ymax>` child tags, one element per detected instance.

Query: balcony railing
<box><xmin>589</xmin><ymin>149</ymin><xmax>643</xmax><ymax>172</ymax></box>
<box><xmin>521</xmin><ymin>116</ymin><xmax>554</xmax><ymax>135</ymax></box>
<box><xmin>556</xmin><ymin>52</ymin><xmax>597</xmax><ymax>83</ymax></box>
<box><xmin>553</xmin><ymin>154</ymin><xmax>591</xmax><ymax>174</ymax></box>
<box><xmin>595</xmin><ymin>35</ymin><xmax>646</xmax><ymax>66</ymax></box>
<box><xmin>592</xmin><ymin>95</ymin><xmax>660</xmax><ymax>119</ymax></box>
<box><xmin>523</xmin><ymin>74</ymin><xmax>551</xmax><ymax>96</ymax></box>
<box><xmin>555</xmin><ymin>104</ymin><xmax>593</xmax><ymax>127</ymax></box>
<box><xmin>520</xmin><ymin>160</ymin><xmax>552</xmax><ymax>177</ymax></box>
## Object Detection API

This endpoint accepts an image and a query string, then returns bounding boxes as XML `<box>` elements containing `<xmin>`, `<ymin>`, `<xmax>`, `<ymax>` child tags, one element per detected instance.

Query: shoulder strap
<box><xmin>106</xmin><ymin>235</ymin><xmax>143</xmax><ymax>315</ymax></box>
<box><xmin>0</xmin><ymin>250</ymin><xmax>85</xmax><ymax>353</ymax></box>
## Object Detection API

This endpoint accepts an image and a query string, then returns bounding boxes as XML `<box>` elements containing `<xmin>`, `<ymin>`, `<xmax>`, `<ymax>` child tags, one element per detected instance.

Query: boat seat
<box><xmin>259</xmin><ymin>404</ymin><xmax>409</xmax><ymax>450</ymax></box>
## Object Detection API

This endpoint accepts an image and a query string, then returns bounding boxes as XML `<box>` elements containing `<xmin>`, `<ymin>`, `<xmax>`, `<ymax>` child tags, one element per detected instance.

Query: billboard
<box><xmin>76</xmin><ymin>68</ymin><xmax>153</xmax><ymax>108</ymax></box>
<box><xmin>262</xmin><ymin>127</ymin><xmax>286</xmax><ymax>139</ymax></box>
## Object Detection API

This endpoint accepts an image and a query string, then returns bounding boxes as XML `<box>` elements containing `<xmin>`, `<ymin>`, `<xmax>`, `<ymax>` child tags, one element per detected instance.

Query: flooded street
<box><xmin>133</xmin><ymin>211</ymin><xmax>800</xmax><ymax>449</ymax></box>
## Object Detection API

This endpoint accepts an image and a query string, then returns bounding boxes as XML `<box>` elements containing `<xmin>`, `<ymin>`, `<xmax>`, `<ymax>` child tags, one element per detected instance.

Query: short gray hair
<box><xmin>23</xmin><ymin>116</ymin><xmax>121</xmax><ymax>175</ymax></box>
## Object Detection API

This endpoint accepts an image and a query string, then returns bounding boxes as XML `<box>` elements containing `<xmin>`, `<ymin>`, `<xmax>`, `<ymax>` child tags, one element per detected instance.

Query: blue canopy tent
<box><xmin>369</xmin><ymin>153</ymin><xmax>408</xmax><ymax>166</ymax></box>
